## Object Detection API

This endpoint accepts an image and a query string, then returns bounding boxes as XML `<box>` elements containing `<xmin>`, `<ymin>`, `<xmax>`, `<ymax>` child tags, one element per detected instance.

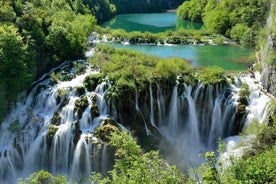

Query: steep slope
<box><xmin>260</xmin><ymin>1</ymin><xmax>276</xmax><ymax>97</ymax></box>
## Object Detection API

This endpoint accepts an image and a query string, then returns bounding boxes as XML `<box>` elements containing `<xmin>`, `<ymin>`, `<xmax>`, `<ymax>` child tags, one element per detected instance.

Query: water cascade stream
<box><xmin>0</xmin><ymin>60</ymin><xmax>271</xmax><ymax>183</ymax></box>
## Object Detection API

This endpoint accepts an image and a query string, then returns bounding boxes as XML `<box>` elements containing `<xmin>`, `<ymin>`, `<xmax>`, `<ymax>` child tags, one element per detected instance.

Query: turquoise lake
<box><xmin>102</xmin><ymin>13</ymin><xmax>252</xmax><ymax>70</ymax></box>
<box><xmin>102</xmin><ymin>12</ymin><xmax>203</xmax><ymax>33</ymax></box>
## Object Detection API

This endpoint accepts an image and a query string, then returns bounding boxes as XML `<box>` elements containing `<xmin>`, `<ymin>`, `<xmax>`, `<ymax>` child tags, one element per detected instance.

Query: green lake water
<box><xmin>102</xmin><ymin>13</ymin><xmax>252</xmax><ymax>70</ymax></box>
<box><xmin>109</xmin><ymin>43</ymin><xmax>251</xmax><ymax>70</ymax></box>
<box><xmin>102</xmin><ymin>12</ymin><xmax>203</xmax><ymax>33</ymax></box>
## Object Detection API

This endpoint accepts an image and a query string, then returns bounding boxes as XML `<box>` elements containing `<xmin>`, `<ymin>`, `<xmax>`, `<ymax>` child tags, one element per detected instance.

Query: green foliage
<box><xmin>0</xmin><ymin>24</ymin><xmax>34</xmax><ymax>120</ymax></box>
<box><xmin>91</xmin><ymin>131</ymin><xmax>186</xmax><ymax>183</ymax></box>
<box><xmin>74</xmin><ymin>96</ymin><xmax>89</xmax><ymax>119</ymax></box>
<box><xmin>46</xmin><ymin>125</ymin><xmax>58</xmax><ymax>147</ymax></box>
<box><xmin>76</xmin><ymin>86</ymin><xmax>86</xmax><ymax>96</ymax></box>
<box><xmin>230</xmin><ymin>24</ymin><xmax>249</xmax><ymax>43</ymax></box>
<box><xmin>98</xmin><ymin>26</ymin><xmax>217</xmax><ymax>45</ymax></box>
<box><xmin>46</xmin><ymin>11</ymin><xmax>95</xmax><ymax>60</ymax></box>
<box><xmin>177</xmin><ymin>0</ymin><xmax>269</xmax><ymax>46</ymax></box>
<box><xmin>203</xmin><ymin>9</ymin><xmax>230</xmax><ymax>34</ymax></box>
<box><xmin>237</xmin><ymin>83</ymin><xmax>249</xmax><ymax>116</ymax></box>
<box><xmin>89</xmin><ymin>44</ymin><xmax>194</xmax><ymax>100</ymax></box>
<box><xmin>177</xmin><ymin>0</ymin><xmax>207</xmax><ymax>22</ymax></box>
<box><xmin>200</xmin><ymin>152</ymin><xmax>221</xmax><ymax>184</ymax></box>
<box><xmin>0</xmin><ymin>1</ymin><xmax>16</xmax><ymax>23</ymax></box>
<box><xmin>94</xmin><ymin>123</ymin><xmax>119</xmax><ymax>142</ymax></box>
<box><xmin>18</xmin><ymin>170</ymin><xmax>68</xmax><ymax>184</ymax></box>
<box><xmin>222</xmin><ymin>145</ymin><xmax>276</xmax><ymax>184</ymax></box>
<box><xmin>197</xmin><ymin>66</ymin><xmax>226</xmax><ymax>85</ymax></box>
<box><xmin>0</xmin><ymin>0</ymin><xmax>99</xmax><ymax>120</ymax></box>
<box><xmin>84</xmin><ymin>73</ymin><xmax>104</xmax><ymax>91</ymax></box>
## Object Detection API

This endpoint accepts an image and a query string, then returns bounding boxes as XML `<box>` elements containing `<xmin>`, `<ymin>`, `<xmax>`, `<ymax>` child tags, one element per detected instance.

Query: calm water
<box><xmin>110</xmin><ymin>43</ymin><xmax>251</xmax><ymax>70</ymax></box>
<box><xmin>102</xmin><ymin>12</ymin><xmax>203</xmax><ymax>33</ymax></box>
<box><xmin>103</xmin><ymin>13</ymin><xmax>252</xmax><ymax>70</ymax></box>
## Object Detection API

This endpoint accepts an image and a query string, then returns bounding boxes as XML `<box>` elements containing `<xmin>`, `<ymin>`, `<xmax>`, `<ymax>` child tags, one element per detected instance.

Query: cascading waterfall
<box><xmin>0</xmin><ymin>61</ymin><xmax>114</xmax><ymax>183</ymax></box>
<box><xmin>143</xmin><ymin>74</ymin><xmax>270</xmax><ymax>167</ymax></box>
<box><xmin>0</xmin><ymin>57</ymin><xmax>271</xmax><ymax>183</ymax></box>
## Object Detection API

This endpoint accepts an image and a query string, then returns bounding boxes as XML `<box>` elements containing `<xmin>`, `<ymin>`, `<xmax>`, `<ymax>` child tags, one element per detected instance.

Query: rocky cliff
<box><xmin>260</xmin><ymin>1</ymin><xmax>276</xmax><ymax>97</ymax></box>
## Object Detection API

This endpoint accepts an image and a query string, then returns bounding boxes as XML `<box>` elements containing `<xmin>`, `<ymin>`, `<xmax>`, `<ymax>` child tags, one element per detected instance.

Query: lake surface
<box><xmin>102</xmin><ymin>12</ymin><xmax>203</xmax><ymax>33</ymax></box>
<box><xmin>109</xmin><ymin>43</ymin><xmax>251</xmax><ymax>70</ymax></box>
<box><xmin>102</xmin><ymin>12</ymin><xmax>252</xmax><ymax>70</ymax></box>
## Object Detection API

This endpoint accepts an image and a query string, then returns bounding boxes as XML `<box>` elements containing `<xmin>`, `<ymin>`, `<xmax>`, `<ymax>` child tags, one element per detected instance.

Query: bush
<box><xmin>197</xmin><ymin>66</ymin><xmax>225</xmax><ymax>85</ymax></box>
<box><xmin>230</xmin><ymin>24</ymin><xmax>249</xmax><ymax>43</ymax></box>
<box><xmin>18</xmin><ymin>170</ymin><xmax>68</xmax><ymax>184</ymax></box>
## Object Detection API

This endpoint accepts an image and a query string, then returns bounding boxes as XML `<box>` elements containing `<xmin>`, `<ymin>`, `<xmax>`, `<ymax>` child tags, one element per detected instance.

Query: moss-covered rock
<box><xmin>237</xmin><ymin>84</ymin><xmax>249</xmax><ymax>116</ymax></box>
<box><xmin>47</xmin><ymin>125</ymin><xmax>58</xmax><ymax>147</ymax></box>
<box><xmin>51</xmin><ymin>111</ymin><xmax>61</xmax><ymax>125</ymax></box>
<box><xmin>56</xmin><ymin>89</ymin><xmax>69</xmax><ymax>104</ymax></box>
<box><xmin>90</xmin><ymin>94</ymin><xmax>100</xmax><ymax>118</ymax></box>
<box><xmin>75</xmin><ymin>86</ymin><xmax>86</xmax><ymax>96</ymax></box>
<box><xmin>94</xmin><ymin>123</ymin><xmax>120</xmax><ymax>143</ymax></box>
<box><xmin>84</xmin><ymin>73</ymin><xmax>104</xmax><ymax>91</ymax></box>
<box><xmin>74</xmin><ymin>96</ymin><xmax>89</xmax><ymax>119</ymax></box>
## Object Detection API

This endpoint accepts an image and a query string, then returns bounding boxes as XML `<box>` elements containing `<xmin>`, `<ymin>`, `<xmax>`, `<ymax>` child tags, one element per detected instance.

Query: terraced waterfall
<box><xmin>0</xmin><ymin>59</ymin><xmax>270</xmax><ymax>183</ymax></box>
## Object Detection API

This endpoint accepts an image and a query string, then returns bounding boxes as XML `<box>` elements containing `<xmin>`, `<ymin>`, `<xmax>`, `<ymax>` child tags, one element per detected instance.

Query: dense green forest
<box><xmin>177</xmin><ymin>0</ymin><xmax>269</xmax><ymax>47</ymax></box>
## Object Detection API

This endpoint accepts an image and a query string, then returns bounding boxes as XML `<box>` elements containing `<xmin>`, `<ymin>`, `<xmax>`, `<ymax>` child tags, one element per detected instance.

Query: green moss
<box><xmin>75</xmin><ymin>86</ymin><xmax>86</xmax><ymax>96</ymax></box>
<box><xmin>74</xmin><ymin>96</ymin><xmax>89</xmax><ymax>119</ymax></box>
<box><xmin>90</xmin><ymin>91</ymin><xmax>99</xmax><ymax>118</ymax></box>
<box><xmin>51</xmin><ymin>111</ymin><xmax>61</xmax><ymax>125</ymax></box>
<box><xmin>47</xmin><ymin>125</ymin><xmax>58</xmax><ymax>147</ymax></box>
<box><xmin>237</xmin><ymin>83</ymin><xmax>249</xmax><ymax>116</ymax></box>
<box><xmin>84</xmin><ymin>73</ymin><xmax>104</xmax><ymax>91</ymax></box>
<box><xmin>94</xmin><ymin>123</ymin><xmax>120</xmax><ymax>143</ymax></box>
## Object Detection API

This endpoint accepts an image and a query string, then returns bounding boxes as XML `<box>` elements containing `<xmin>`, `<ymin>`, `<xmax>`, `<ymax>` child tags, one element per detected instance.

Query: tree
<box><xmin>91</xmin><ymin>131</ymin><xmax>186</xmax><ymax>184</ymax></box>
<box><xmin>230</xmin><ymin>23</ymin><xmax>249</xmax><ymax>43</ymax></box>
<box><xmin>0</xmin><ymin>24</ymin><xmax>34</xmax><ymax>115</ymax></box>
<box><xmin>203</xmin><ymin>9</ymin><xmax>230</xmax><ymax>34</ymax></box>
<box><xmin>46</xmin><ymin>10</ymin><xmax>96</xmax><ymax>60</ymax></box>
<box><xmin>18</xmin><ymin>170</ymin><xmax>68</xmax><ymax>184</ymax></box>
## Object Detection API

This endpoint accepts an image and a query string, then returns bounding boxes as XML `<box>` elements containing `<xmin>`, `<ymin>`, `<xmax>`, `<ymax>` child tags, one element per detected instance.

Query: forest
<box><xmin>0</xmin><ymin>0</ymin><xmax>275</xmax><ymax>183</ymax></box>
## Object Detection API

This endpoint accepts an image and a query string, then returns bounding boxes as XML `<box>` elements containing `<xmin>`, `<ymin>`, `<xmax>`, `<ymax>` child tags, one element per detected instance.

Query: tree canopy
<box><xmin>177</xmin><ymin>0</ymin><xmax>269</xmax><ymax>46</ymax></box>
<box><xmin>0</xmin><ymin>0</ymin><xmax>97</xmax><ymax>121</ymax></box>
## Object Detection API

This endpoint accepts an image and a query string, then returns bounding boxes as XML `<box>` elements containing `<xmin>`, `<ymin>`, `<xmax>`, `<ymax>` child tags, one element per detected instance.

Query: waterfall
<box><xmin>185</xmin><ymin>85</ymin><xmax>200</xmax><ymax>148</ymax></box>
<box><xmin>149</xmin><ymin>83</ymin><xmax>157</xmax><ymax>129</ymax></box>
<box><xmin>0</xmin><ymin>56</ymin><xmax>271</xmax><ymax>183</ymax></box>
<box><xmin>0</xmin><ymin>61</ymin><xmax>113</xmax><ymax>183</ymax></box>
<box><xmin>71</xmin><ymin>134</ymin><xmax>92</xmax><ymax>179</ymax></box>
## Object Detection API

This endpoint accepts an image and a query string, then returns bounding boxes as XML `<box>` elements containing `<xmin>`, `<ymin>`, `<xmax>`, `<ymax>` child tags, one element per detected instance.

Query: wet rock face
<box><xmin>261</xmin><ymin>63</ymin><xmax>276</xmax><ymax>97</ymax></box>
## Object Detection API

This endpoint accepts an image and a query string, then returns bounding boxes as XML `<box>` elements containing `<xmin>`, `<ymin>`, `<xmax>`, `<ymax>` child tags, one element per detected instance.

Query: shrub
<box><xmin>18</xmin><ymin>170</ymin><xmax>68</xmax><ymax>184</ymax></box>
<box><xmin>197</xmin><ymin>66</ymin><xmax>225</xmax><ymax>85</ymax></box>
